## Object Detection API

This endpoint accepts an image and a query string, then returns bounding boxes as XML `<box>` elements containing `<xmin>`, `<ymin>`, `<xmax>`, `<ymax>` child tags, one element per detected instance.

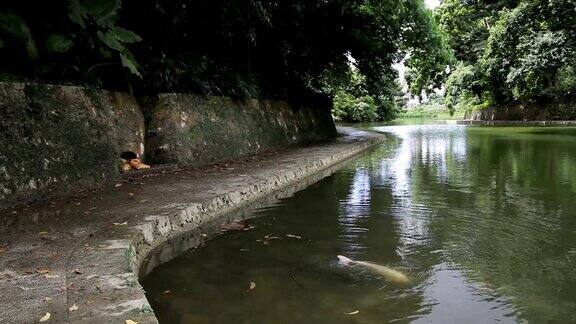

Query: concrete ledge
<box><xmin>457</xmin><ymin>120</ymin><xmax>576</xmax><ymax>126</ymax></box>
<box><xmin>0</xmin><ymin>126</ymin><xmax>384</xmax><ymax>323</ymax></box>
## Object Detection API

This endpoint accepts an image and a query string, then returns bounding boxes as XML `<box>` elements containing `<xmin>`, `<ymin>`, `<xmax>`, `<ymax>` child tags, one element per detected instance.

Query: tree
<box><xmin>439</xmin><ymin>0</ymin><xmax>576</xmax><ymax>109</ymax></box>
<box><xmin>0</xmin><ymin>0</ymin><xmax>451</xmax><ymax>120</ymax></box>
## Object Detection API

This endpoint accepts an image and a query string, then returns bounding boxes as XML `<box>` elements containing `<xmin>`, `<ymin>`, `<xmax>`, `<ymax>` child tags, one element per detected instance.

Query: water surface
<box><xmin>143</xmin><ymin>125</ymin><xmax>576</xmax><ymax>323</ymax></box>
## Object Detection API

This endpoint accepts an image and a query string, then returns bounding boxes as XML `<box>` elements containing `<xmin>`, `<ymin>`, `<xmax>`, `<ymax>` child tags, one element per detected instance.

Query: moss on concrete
<box><xmin>0</xmin><ymin>82</ymin><xmax>145</xmax><ymax>208</ymax></box>
<box><xmin>144</xmin><ymin>94</ymin><xmax>337</xmax><ymax>166</ymax></box>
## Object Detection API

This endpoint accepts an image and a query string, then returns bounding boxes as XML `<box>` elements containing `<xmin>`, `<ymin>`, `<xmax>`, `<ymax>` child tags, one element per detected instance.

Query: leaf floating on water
<box><xmin>249</xmin><ymin>282</ymin><xmax>256</xmax><ymax>290</ymax></box>
<box><xmin>39</xmin><ymin>312</ymin><xmax>51</xmax><ymax>322</ymax></box>
<box><xmin>113</xmin><ymin>222</ymin><xmax>128</xmax><ymax>226</ymax></box>
<box><xmin>69</xmin><ymin>304</ymin><xmax>78</xmax><ymax>312</ymax></box>
<box><xmin>125</xmin><ymin>320</ymin><xmax>138</xmax><ymax>324</ymax></box>
<box><xmin>346</xmin><ymin>310</ymin><xmax>360</xmax><ymax>315</ymax></box>
<box><xmin>286</xmin><ymin>234</ymin><xmax>302</xmax><ymax>239</ymax></box>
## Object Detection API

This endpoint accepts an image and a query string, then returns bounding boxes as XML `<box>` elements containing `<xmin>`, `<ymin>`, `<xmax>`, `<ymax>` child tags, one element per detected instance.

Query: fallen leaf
<box><xmin>125</xmin><ymin>320</ymin><xmax>138</xmax><ymax>324</ymax></box>
<box><xmin>45</xmin><ymin>274</ymin><xmax>60</xmax><ymax>279</ymax></box>
<box><xmin>44</xmin><ymin>297</ymin><xmax>53</xmax><ymax>302</ymax></box>
<box><xmin>0</xmin><ymin>247</ymin><xmax>7</xmax><ymax>254</ymax></box>
<box><xmin>38</xmin><ymin>231</ymin><xmax>49</xmax><ymax>235</ymax></box>
<box><xmin>162</xmin><ymin>290</ymin><xmax>171</xmax><ymax>295</ymax></box>
<box><xmin>222</xmin><ymin>222</ymin><xmax>246</xmax><ymax>231</ymax></box>
<box><xmin>346</xmin><ymin>310</ymin><xmax>360</xmax><ymax>315</ymax></box>
<box><xmin>69</xmin><ymin>304</ymin><xmax>78</xmax><ymax>312</ymax></box>
<box><xmin>115</xmin><ymin>183</ymin><xmax>122</xmax><ymax>187</ymax></box>
<box><xmin>249</xmin><ymin>282</ymin><xmax>256</xmax><ymax>290</ymax></box>
<box><xmin>73</xmin><ymin>269</ymin><xmax>83</xmax><ymax>274</ymax></box>
<box><xmin>113</xmin><ymin>222</ymin><xmax>128</xmax><ymax>226</ymax></box>
<box><xmin>39</xmin><ymin>312</ymin><xmax>51</xmax><ymax>322</ymax></box>
<box><xmin>36</xmin><ymin>268</ymin><xmax>50</xmax><ymax>274</ymax></box>
<box><xmin>286</xmin><ymin>234</ymin><xmax>302</xmax><ymax>239</ymax></box>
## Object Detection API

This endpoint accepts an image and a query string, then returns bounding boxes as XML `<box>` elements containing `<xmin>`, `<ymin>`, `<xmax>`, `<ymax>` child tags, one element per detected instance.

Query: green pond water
<box><xmin>143</xmin><ymin>125</ymin><xmax>576</xmax><ymax>323</ymax></box>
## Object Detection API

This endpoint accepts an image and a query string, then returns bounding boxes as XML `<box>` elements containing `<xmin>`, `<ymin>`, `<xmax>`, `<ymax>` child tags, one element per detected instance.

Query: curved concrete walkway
<box><xmin>0</xmin><ymin>127</ymin><xmax>384</xmax><ymax>323</ymax></box>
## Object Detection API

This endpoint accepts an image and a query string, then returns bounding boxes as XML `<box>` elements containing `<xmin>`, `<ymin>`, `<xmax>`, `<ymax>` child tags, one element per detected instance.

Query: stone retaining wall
<box><xmin>143</xmin><ymin>94</ymin><xmax>337</xmax><ymax>166</ymax></box>
<box><xmin>0</xmin><ymin>83</ymin><xmax>145</xmax><ymax>208</ymax></box>
<box><xmin>0</xmin><ymin>83</ymin><xmax>336</xmax><ymax>209</ymax></box>
<box><xmin>464</xmin><ymin>102</ymin><xmax>576</xmax><ymax>121</ymax></box>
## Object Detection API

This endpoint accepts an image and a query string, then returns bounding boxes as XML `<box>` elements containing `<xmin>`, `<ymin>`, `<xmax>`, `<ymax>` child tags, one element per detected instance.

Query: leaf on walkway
<box><xmin>222</xmin><ymin>222</ymin><xmax>246</xmax><ymax>231</ymax></box>
<box><xmin>69</xmin><ymin>304</ymin><xmax>78</xmax><ymax>312</ymax></box>
<box><xmin>39</xmin><ymin>312</ymin><xmax>51</xmax><ymax>322</ymax></box>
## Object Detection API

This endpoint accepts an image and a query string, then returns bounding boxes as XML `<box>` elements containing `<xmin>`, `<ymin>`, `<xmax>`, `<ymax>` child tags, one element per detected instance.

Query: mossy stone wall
<box><xmin>465</xmin><ymin>102</ymin><xmax>576</xmax><ymax>121</ymax></box>
<box><xmin>0</xmin><ymin>84</ymin><xmax>337</xmax><ymax>208</ymax></box>
<box><xmin>0</xmin><ymin>83</ymin><xmax>145</xmax><ymax>208</ymax></box>
<box><xmin>144</xmin><ymin>94</ymin><xmax>337</xmax><ymax>166</ymax></box>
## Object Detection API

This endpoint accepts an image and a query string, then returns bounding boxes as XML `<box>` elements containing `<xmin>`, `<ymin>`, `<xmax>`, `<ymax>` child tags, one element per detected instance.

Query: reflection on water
<box><xmin>143</xmin><ymin>125</ymin><xmax>576</xmax><ymax>323</ymax></box>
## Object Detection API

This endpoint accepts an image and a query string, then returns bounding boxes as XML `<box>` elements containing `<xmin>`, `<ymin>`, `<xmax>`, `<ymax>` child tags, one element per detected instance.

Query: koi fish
<box><xmin>337</xmin><ymin>255</ymin><xmax>410</xmax><ymax>285</ymax></box>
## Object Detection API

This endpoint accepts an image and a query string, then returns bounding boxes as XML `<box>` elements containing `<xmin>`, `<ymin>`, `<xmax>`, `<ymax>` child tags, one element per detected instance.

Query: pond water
<box><xmin>143</xmin><ymin>125</ymin><xmax>576</xmax><ymax>323</ymax></box>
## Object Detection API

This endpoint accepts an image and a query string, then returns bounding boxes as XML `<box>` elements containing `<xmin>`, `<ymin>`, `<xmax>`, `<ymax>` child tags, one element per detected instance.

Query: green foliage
<box><xmin>333</xmin><ymin>91</ymin><xmax>380</xmax><ymax>122</ymax></box>
<box><xmin>46</xmin><ymin>34</ymin><xmax>73</xmax><ymax>53</ymax></box>
<box><xmin>403</xmin><ymin>0</ymin><xmax>455</xmax><ymax>100</ymax></box>
<box><xmin>0</xmin><ymin>0</ymin><xmax>142</xmax><ymax>85</ymax></box>
<box><xmin>397</xmin><ymin>94</ymin><xmax>448</xmax><ymax>118</ymax></box>
<box><xmin>0</xmin><ymin>11</ymin><xmax>37</xmax><ymax>59</ymax></box>
<box><xmin>330</xmin><ymin>69</ymin><xmax>381</xmax><ymax>122</ymax></box>
<box><xmin>69</xmin><ymin>0</ymin><xmax>141</xmax><ymax>76</ymax></box>
<box><xmin>439</xmin><ymin>0</ymin><xmax>576</xmax><ymax>111</ymax></box>
<box><xmin>0</xmin><ymin>0</ymin><xmax>446</xmax><ymax>117</ymax></box>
